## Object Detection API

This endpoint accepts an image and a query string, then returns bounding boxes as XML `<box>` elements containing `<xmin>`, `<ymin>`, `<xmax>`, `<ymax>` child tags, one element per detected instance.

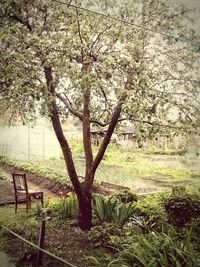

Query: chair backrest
<box><xmin>12</xmin><ymin>173</ymin><xmax>28</xmax><ymax>194</ymax></box>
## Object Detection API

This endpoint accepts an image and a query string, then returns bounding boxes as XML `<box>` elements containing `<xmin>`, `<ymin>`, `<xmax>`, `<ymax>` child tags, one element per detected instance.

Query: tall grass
<box><xmin>107</xmin><ymin>231</ymin><xmax>200</xmax><ymax>267</ymax></box>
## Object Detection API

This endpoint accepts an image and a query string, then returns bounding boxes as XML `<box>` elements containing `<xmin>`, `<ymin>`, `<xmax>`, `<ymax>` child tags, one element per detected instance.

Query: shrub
<box><xmin>112</xmin><ymin>190</ymin><xmax>138</xmax><ymax>203</ymax></box>
<box><xmin>93</xmin><ymin>195</ymin><xmax>117</xmax><ymax>224</ymax></box>
<box><xmin>133</xmin><ymin>195</ymin><xmax>168</xmax><ymax>233</ymax></box>
<box><xmin>87</xmin><ymin>223</ymin><xmax>121</xmax><ymax>248</ymax></box>
<box><xmin>164</xmin><ymin>187</ymin><xmax>200</xmax><ymax>227</ymax></box>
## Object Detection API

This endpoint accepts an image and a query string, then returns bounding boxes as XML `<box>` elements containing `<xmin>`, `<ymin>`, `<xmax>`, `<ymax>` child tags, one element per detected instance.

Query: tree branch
<box><xmin>44</xmin><ymin>67</ymin><xmax>82</xmax><ymax>196</ymax></box>
<box><xmin>56</xmin><ymin>93</ymin><xmax>84</xmax><ymax>121</ymax></box>
<box><xmin>83</xmin><ymin>86</ymin><xmax>94</xmax><ymax>177</ymax></box>
<box><xmin>92</xmin><ymin>95</ymin><xmax>126</xmax><ymax>173</ymax></box>
<box><xmin>9</xmin><ymin>14</ymin><xmax>32</xmax><ymax>32</ymax></box>
<box><xmin>130</xmin><ymin>118</ymin><xmax>192</xmax><ymax>130</ymax></box>
<box><xmin>76</xmin><ymin>8</ymin><xmax>84</xmax><ymax>62</ymax></box>
<box><xmin>89</xmin><ymin>24</ymin><xmax>113</xmax><ymax>54</ymax></box>
<box><xmin>90</xmin><ymin>117</ymin><xmax>126</xmax><ymax>127</ymax></box>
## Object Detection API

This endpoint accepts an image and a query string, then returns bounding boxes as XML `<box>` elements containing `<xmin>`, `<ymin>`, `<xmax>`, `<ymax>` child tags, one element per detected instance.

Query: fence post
<box><xmin>43</xmin><ymin>128</ymin><xmax>45</xmax><ymax>160</ymax></box>
<box><xmin>28</xmin><ymin>125</ymin><xmax>30</xmax><ymax>160</ymax></box>
<box><xmin>36</xmin><ymin>219</ymin><xmax>46</xmax><ymax>266</ymax></box>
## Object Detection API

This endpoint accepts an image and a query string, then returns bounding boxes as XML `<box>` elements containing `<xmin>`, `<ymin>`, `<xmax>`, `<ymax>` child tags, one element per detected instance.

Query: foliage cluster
<box><xmin>112</xmin><ymin>189</ymin><xmax>138</xmax><ymax>203</ymax></box>
<box><xmin>87</xmin><ymin>223</ymin><xmax>122</xmax><ymax>248</ymax></box>
<box><xmin>0</xmin><ymin>206</ymin><xmax>38</xmax><ymax>264</ymax></box>
<box><xmin>87</xmin><ymin>188</ymin><xmax>200</xmax><ymax>266</ymax></box>
<box><xmin>93</xmin><ymin>194</ymin><xmax>136</xmax><ymax>228</ymax></box>
<box><xmin>0</xmin><ymin>168</ymin><xmax>9</xmax><ymax>180</ymax></box>
<box><xmin>49</xmin><ymin>195</ymin><xmax>78</xmax><ymax>220</ymax></box>
<box><xmin>1</xmin><ymin>185</ymin><xmax>200</xmax><ymax>267</ymax></box>
<box><xmin>164</xmin><ymin>186</ymin><xmax>200</xmax><ymax>226</ymax></box>
<box><xmin>108</xmin><ymin>231</ymin><xmax>200</xmax><ymax>267</ymax></box>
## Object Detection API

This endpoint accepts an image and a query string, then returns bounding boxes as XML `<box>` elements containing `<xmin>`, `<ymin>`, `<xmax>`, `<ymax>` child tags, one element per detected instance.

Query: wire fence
<box><xmin>0</xmin><ymin>125</ymin><xmax>61</xmax><ymax>160</ymax></box>
<box><xmin>0</xmin><ymin>224</ymin><xmax>79</xmax><ymax>267</ymax></box>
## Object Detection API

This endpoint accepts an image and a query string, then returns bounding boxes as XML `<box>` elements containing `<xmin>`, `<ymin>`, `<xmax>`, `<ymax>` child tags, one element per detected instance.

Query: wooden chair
<box><xmin>12</xmin><ymin>172</ymin><xmax>44</xmax><ymax>213</ymax></box>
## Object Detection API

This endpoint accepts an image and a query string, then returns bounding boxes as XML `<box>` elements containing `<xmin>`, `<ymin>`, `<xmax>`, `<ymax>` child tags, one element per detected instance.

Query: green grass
<box><xmin>0</xmin><ymin>144</ymin><xmax>199</xmax><ymax>193</ymax></box>
<box><xmin>0</xmin><ymin>168</ymin><xmax>10</xmax><ymax>180</ymax></box>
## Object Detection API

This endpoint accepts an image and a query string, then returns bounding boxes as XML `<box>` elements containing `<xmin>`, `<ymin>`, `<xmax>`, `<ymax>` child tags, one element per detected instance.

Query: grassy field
<box><xmin>1</xmin><ymin>144</ymin><xmax>200</xmax><ymax>194</ymax></box>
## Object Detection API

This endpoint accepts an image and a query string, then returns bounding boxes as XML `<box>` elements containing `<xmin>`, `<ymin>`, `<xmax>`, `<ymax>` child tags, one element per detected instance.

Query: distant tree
<box><xmin>0</xmin><ymin>0</ymin><xmax>199</xmax><ymax>230</ymax></box>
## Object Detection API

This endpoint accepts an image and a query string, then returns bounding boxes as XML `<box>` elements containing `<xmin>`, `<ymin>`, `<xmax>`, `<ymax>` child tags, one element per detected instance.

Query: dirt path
<box><xmin>0</xmin><ymin>164</ymin><xmax>57</xmax><ymax>205</ymax></box>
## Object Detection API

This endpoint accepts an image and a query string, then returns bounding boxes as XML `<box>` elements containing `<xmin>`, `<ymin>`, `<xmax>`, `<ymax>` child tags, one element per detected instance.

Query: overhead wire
<box><xmin>52</xmin><ymin>0</ymin><xmax>200</xmax><ymax>47</ymax></box>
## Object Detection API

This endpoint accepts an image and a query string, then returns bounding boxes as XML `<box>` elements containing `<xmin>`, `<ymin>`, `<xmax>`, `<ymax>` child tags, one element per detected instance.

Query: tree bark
<box><xmin>44</xmin><ymin>66</ymin><xmax>126</xmax><ymax>231</ymax></box>
<box><xmin>77</xmin><ymin>189</ymin><xmax>93</xmax><ymax>231</ymax></box>
<box><xmin>44</xmin><ymin>66</ymin><xmax>93</xmax><ymax>230</ymax></box>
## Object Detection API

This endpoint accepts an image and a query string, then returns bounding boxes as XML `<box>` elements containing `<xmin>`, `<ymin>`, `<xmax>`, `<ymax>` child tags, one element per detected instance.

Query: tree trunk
<box><xmin>77</xmin><ymin>189</ymin><xmax>92</xmax><ymax>231</ymax></box>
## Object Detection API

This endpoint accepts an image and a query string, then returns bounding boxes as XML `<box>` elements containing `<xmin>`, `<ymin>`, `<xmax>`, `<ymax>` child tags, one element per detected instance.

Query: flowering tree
<box><xmin>0</xmin><ymin>0</ymin><xmax>199</xmax><ymax>230</ymax></box>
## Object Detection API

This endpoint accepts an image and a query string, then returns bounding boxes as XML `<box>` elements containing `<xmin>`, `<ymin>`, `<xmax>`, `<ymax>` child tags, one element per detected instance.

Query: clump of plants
<box><xmin>48</xmin><ymin>194</ymin><xmax>78</xmax><ymax>219</ymax></box>
<box><xmin>0</xmin><ymin>168</ymin><xmax>9</xmax><ymax>180</ymax></box>
<box><xmin>93</xmin><ymin>195</ymin><xmax>136</xmax><ymax>228</ymax></box>
<box><xmin>112</xmin><ymin>189</ymin><xmax>138</xmax><ymax>203</ymax></box>
<box><xmin>87</xmin><ymin>223</ymin><xmax>121</xmax><ymax>248</ymax></box>
<box><xmin>107</xmin><ymin>231</ymin><xmax>200</xmax><ymax>267</ymax></box>
<box><xmin>164</xmin><ymin>186</ymin><xmax>200</xmax><ymax>227</ymax></box>
<box><xmin>132</xmin><ymin>194</ymin><xmax>168</xmax><ymax>233</ymax></box>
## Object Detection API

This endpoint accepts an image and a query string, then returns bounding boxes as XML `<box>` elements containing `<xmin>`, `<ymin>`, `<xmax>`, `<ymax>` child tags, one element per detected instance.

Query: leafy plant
<box><xmin>112</xmin><ymin>190</ymin><xmax>138</xmax><ymax>203</ymax></box>
<box><xmin>134</xmin><ymin>194</ymin><xmax>168</xmax><ymax>232</ymax></box>
<box><xmin>164</xmin><ymin>187</ymin><xmax>200</xmax><ymax>227</ymax></box>
<box><xmin>94</xmin><ymin>195</ymin><xmax>117</xmax><ymax>223</ymax></box>
<box><xmin>60</xmin><ymin>195</ymin><xmax>78</xmax><ymax>219</ymax></box>
<box><xmin>87</xmin><ymin>223</ymin><xmax>121</xmax><ymax>248</ymax></box>
<box><xmin>113</xmin><ymin>203</ymin><xmax>136</xmax><ymax>228</ymax></box>
<box><xmin>50</xmin><ymin>195</ymin><xmax>78</xmax><ymax>219</ymax></box>
<box><xmin>93</xmin><ymin>195</ymin><xmax>136</xmax><ymax>227</ymax></box>
<box><xmin>107</xmin><ymin>231</ymin><xmax>200</xmax><ymax>267</ymax></box>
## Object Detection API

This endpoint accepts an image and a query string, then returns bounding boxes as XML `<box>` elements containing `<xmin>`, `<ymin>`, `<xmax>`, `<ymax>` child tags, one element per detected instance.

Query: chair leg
<box><xmin>26</xmin><ymin>199</ymin><xmax>29</xmax><ymax>213</ymax></box>
<box><xmin>15</xmin><ymin>197</ymin><xmax>17</xmax><ymax>213</ymax></box>
<box><xmin>28</xmin><ymin>195</ymin><xmax>32</xmax><ymax>210</ymax></box>
<box><xmin>26</xmin><ymin>195</ymin><xmax>31</xmax><ymax>213</ymax></box>
<box><xmin>41</xmin><ymin>192</ymin><xmax>44</xmax><ymax>207</ymax></box>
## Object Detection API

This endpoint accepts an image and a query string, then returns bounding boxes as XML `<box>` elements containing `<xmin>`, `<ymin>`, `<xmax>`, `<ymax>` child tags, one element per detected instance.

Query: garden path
<box><xmin>0</xmin><ymin>166</ymin><xmax>56</xmax><ymax>205</ymax></box>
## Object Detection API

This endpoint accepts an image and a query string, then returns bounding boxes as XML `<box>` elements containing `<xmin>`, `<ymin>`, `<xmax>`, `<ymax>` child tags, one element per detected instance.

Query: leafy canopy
<box><xmin>0</xmin><ymin>0</ymin><xmax>199</xmax><ymax>137</ymax></box>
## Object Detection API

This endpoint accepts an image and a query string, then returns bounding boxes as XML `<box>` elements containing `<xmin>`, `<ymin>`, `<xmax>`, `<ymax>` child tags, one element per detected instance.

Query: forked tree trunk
<box><xmin>44</xmin><ymin>66</ymin><xmax>124</xmax><ymax>231</ymax></box>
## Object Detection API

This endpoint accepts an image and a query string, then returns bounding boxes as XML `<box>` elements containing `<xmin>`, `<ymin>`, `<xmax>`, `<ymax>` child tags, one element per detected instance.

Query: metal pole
<box><xmin>28</xmin><ymin>125</ymin><xmax>30</xmax><ymax>160</ymax></box>
<box><xmin>43</xmin><ymin>128</ymin><xmax>45</xmax><ymax>160</ymax></box>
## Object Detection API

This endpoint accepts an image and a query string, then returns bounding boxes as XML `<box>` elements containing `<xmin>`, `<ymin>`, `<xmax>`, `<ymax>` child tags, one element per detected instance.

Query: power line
<box><xmin>52</xmin><ymin>0</ymin><xmax>200</xmax><ymax>47</ymax></box>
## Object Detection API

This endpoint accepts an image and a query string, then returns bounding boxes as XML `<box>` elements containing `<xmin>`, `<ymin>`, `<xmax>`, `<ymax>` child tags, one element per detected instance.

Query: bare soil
<box><xmin>0</xmin><ymin>163</ymin><xmax>57</xmax><ymax>205</ymax></box>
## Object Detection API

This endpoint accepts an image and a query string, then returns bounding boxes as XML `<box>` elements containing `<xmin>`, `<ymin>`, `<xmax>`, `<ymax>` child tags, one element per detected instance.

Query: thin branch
<box><xmin>56</xmin><ymin>93</ymin><xmax>84</xmax><ymax>120</ymax></box>
<box><xmin>76</xmin><ymin>8</ymin><xmax>84</xmax><ymax>61</ymax></box>
<box><xmin>90</xmin><ymin>117</ymin><xmax>126</xmax><ymax>127</ymax></box>
<box><xmin>89</xmin><ymin>24</ymin><xmax>113</xmax><ymax>54</ymax></box>
<box><xmin>9</xmin><ymin>14</ymin><xmax>32</xmax><ymax>32</ymax></box>
<box><xmin>130</xmin><ymin>118</ymin><xmax>192</xmax><ymax>130</ymax></box>
<box><xmin>40</xmin><ymin>7</ymin><xmax>48</xmax><ymax>35</ymax></box>
<box><xmin>92</xmin><ymin>95</ymin><xmax>126</xmax><ymax>173</ymax></box>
